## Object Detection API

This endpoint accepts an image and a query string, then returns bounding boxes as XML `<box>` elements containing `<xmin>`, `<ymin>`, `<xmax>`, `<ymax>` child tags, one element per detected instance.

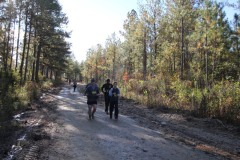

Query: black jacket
<box><xmin>101</xmin><ymin>83</ymin><xmax>113</xmax><ymax>95</ymax></box>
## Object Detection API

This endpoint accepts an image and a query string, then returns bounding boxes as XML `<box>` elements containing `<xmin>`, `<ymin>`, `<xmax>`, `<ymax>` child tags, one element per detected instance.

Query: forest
<box><xmin>0</xmin><ymin>0</ymin><xmax>240</xmax><ymax>127</ymax></box>
<box><xmin>82</xmin><ymin>0</ymin><xmax>240</xmax><ymax>124</ymax></box>
<box><xmin>0</xmin><ymin>0</ymin><xmax>82</xmax><ymax>122</ymax></box>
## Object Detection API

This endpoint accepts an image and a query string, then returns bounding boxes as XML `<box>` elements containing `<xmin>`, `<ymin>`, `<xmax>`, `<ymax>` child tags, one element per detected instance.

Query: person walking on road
<box><xmin>85</xmin><ymin>78</ymin><xmax>100</xmax><ymax>120</ymax></box>
<box><xmin>73</xmin><ymin>81</ymin><xmax>77</xmax><ymax>92</ymax></box>
<box><xmin>101</xmin><ymin>79</ymin><xmax>113</xmax><ymax>114</ymax></box>
<box><xmin>109</xmin><ymin>82</ymin><xmax>120</xmax><ymax>120</ymax></box>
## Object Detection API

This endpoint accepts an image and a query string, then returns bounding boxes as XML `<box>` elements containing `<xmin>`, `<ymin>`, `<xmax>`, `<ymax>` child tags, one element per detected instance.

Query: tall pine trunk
<box><xmin>24</xmin><ymin>13</ymin><xmax>32</xmax><ymax>82</ymax></box>
<box><xmin>143</xmin><ymin>29</ymin><xmax>147</xmax><ymax>80</ymax></box>
<box><xmin>35</xmin><ymin>41</ymin><xmax>42</xmax><ymax>82</ymax></box>
<box><xmin>15</xmin><ymin>9</ymin><xmax>22</xmax><ymax>71</ymax></box>
<box><xmin>181</xmin><ymin>17</ymin><xmax>184</xmax><ymax>80</ymax></box>
<box><xmin>10</xmin><ymin>19</ymin><xmax>16</xmax><ymax>69</ymax></box>
<box><xmin>3</xmin><ymin>25</ymin><xmax>7</xmax><ymax>71</ymax></box>
<box><xmin>205</xmin><ymin>35</ymin><xmax>208</xmax><ymax>87</ymax></box>
<box><xmin>154</xmin><ymin>21</ymin><xmax>157</xmax><ymax>60</ymax></box>
<box><xmin>31</xmin><ymin>29</ymin><xmax>37</xmax><ymax>81</ymax></box>
<box><xmin>5</xmin><ymin>21</ymin><xmax>11</xmax><ymax>71</ymax></box>
<box><xmin>19</xmin><ymin>6</ymin><xmax>29</xmax><ymax>85</ymax></box>
<box><xmin>112</xmin><ymin>45</ymin><xmax>116</xmax><ymax>81</ymax></box>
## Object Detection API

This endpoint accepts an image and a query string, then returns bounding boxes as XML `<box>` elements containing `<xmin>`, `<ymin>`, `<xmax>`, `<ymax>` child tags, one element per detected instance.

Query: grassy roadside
<box><xmin>0</xmin><ymin>80</ymin><xmax>63</xmax><ymax>159</ymax></box>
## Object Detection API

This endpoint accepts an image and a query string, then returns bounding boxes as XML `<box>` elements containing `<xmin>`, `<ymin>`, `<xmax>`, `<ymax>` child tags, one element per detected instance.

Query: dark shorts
<box><xmin>87</xmin><ymin>100</ymin><xmax>97</xmax><ymax>105</ymax></box>
<box><xmin>110</xmin><ymin>100</ymin><xmax>118</xmax><ymax>106</ymax></box>
<box><xmin>87</xmin><ymin>95</ymin><xmax>98</xmax><ymax>105</ymax></box>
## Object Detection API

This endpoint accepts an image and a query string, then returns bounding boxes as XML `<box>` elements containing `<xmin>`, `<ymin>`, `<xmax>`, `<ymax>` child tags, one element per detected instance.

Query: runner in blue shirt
<box><xmin>109</xmin><ymin>82</ymin><xmax>120</xmax><ymax>119</ymax></box>
<box><xmin>85</xmin><ymin>78</ymin><xmax>99</xmax><ymax>120</ymax></box>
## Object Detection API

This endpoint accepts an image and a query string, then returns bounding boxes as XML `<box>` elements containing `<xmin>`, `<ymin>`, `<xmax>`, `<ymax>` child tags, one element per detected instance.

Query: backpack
<box><xmin>86</xmin><ymin>84</ymin><xmax>99</xmax><ymax>98</ymax></box>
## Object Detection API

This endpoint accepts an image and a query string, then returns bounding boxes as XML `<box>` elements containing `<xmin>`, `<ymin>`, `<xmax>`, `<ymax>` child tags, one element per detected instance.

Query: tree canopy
<box><xmin>0</xmin><ymin>0</ymin><xmax>75</xmax><ymax>120</ymax></box>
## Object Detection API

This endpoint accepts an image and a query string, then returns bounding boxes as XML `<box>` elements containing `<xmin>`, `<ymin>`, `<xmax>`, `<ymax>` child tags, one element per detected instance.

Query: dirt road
<box><xmin>39</xmin><ymin>85</ymin><xmax>223</xmax><ymax>160</ymax></box>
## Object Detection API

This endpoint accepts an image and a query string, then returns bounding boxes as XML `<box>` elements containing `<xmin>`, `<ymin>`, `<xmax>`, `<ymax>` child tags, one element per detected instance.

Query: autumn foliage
<box><xmin>82</xmin><ymin>0</ymin><xmax>240</xmax><ymax>124</ymax></box>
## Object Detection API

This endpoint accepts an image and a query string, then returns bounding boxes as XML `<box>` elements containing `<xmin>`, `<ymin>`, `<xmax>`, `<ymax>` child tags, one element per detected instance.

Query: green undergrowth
<box><xmin>0</xmin><ymin>78</ymin><xmax>55</xmax><ymax>122</ymax></box>
<box><xmin>120</xmin><ymin>78</ymin><xmax>240</xmax><ymax>125</ymax></box>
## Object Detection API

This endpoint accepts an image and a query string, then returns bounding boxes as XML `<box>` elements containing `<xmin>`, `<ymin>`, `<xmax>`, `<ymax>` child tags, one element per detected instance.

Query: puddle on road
<box><xmin>3</xmin><ymin>113</ymin><xmax>27</xmax><ymax>160</ymax></box>
<box><xmin>3</xmin><ymin>111</ymin><xmax>42</xmax><ymax>160</ymax></box>
<box><xmin>3</xmin><ymin>145</ymin><xmax>23</xmax><ymax>160</ymax></box>
<box><xmin>13</xmin><ymin>113</ymin><xmax>24</xmax><ymax>121</ymax></box>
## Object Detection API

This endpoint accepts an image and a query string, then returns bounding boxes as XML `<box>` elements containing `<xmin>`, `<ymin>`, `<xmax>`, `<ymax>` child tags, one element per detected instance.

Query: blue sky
<box><xmin>218</xmin><ymin>0</ymin><xmax>239</xmax><ymax>20</ymax></box>
<box><xmin>58</xmin><ymin>0</ymin><xmax>138</xmax><ymax>62</ymax></box>
<box><xmin>58</xmin><ymin>0</ymin><xmax>239</xmax><ymax>62</ymax></box>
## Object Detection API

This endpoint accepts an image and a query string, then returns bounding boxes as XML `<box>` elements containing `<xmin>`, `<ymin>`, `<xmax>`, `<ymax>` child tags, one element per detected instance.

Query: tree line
<box><xmin>82</xmin><ymin>0</ymin><xmax>240</xmax><ymax>124</ymax></box>
<box><xmin>0</xmin><ymin>0</ymin><xmax>74</xmax><ymax>120</ymax></box>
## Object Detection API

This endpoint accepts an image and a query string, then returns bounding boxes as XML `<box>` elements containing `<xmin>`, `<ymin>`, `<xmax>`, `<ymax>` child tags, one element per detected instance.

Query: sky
<box><xmin>58</xmin><ymin>0</ymin><xmax>239</xmax><ymax>63</ymax></box>
<box><xmin>58</xmin><ymin>0</ymin><xmax>138</xmax><ymax>62</ymax></box>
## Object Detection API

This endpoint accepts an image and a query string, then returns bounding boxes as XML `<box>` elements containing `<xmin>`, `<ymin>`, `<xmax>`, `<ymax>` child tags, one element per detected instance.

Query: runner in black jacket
<box><xmin>101</xmin><ymin>79</ymin><xmax>113</xmax><ymax>114</ymax></box>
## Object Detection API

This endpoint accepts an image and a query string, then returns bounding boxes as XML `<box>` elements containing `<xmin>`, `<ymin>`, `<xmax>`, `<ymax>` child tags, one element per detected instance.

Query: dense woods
<box><xmin>83</xmin><ymin>0</ymin><xmax>240</xmax><ymax>124</ymax></box>
<box><xmin>0</xmin><ymin>0</ymin><xmax>239</xmax><ymax>125</ymax></box>
<box><xmin>0</xmin><ymin>0</ymin><xmax>78</xmax><ymax>121</ymax></box>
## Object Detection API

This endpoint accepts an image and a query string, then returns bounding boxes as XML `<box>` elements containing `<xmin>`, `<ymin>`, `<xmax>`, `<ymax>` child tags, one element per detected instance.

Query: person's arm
<box><xmin>84</xmin><ymin>86</ymin><xmax>89</xmax><ymax>96</ymax></box>
<box><xmin>109</xmin><ymin>88</ymin><xmax>113</xmax><ymax>97</ymax></box>
<box><xmin>117</xmin><ymin>88</ymin><xmax>120</xmax><ymax>97</ymax></box>
<box><xmin>96</xmin><ymin>86</ymin><xmax>100</xmax><ymax>94</ymax></box>
<box><xmin>101</xmin><ymin>84</ymin><xmax>105</xmax><ymax>93</ymax></box>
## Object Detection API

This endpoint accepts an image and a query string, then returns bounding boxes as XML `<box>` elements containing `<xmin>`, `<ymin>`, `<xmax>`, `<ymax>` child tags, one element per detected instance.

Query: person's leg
<box><xmin>88</xmin><ymin>105</ymin><xmax>92</xmax><ymax>119</ymax></box>
<box><xmin>91</xmin><ymin>104</ymin><xmax>97</xmax><ymax>119</ymax></box>
<box><xmin>104</xmin><ymin>95</ymin><xmax>108</xmax><ymax>113</ymax></box>
<box><xmin>106</xmin><ymin>96</ymin><xmax>111</xmax><ymax>113</ymax></box>
<box><xmin>114</xmin><ymin>101</ymin><xmax>119</xmax><ymax>119</ymax></box>
<box><xmin>109</xmin><ymin>102</ymin><xmax>114</xmax><ymax>119</ymax></box>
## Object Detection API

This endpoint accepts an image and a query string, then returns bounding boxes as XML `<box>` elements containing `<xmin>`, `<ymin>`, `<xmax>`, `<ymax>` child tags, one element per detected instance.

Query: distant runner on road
<box><xmin>73</xmin><ymin>81</ymin><xmax>77</xmax><ymax>92</ymax></box>
<box><xmin>85</xmin><ymin>78</ymin><xmax>100</xmax><ymax>120</ymax></box>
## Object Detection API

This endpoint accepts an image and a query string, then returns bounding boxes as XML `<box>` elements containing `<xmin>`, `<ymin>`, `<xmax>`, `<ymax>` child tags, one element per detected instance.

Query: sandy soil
<box><xmin>2</xmin><ymin>84</ymin><xmax>240</xmax><ymax>160</ymax></box>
